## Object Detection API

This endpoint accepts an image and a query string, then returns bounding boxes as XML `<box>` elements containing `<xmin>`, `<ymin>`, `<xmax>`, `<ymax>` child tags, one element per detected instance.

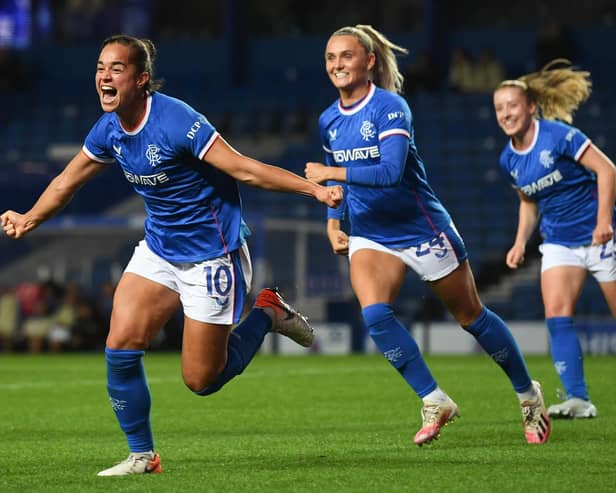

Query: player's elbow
<box><xmin>380</xmin><ymin>169</ymin><xmax>403</xmax><ymax>187</ymax></box>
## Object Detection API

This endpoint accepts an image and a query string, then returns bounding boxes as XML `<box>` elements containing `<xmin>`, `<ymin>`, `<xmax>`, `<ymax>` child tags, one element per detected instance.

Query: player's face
<box><xmin>493</xmin><ymin>86</ymin><xmax>536</xmax><ymax>138</ymax></box>
<box><xmin>325</xmin><ymin>35</ymin><xmax>375</xmax><ymax>95</ymax></box>
<box><xmin>95</xmin><ymin>43</ymin><xmax>148</xmax><ymax>114</ymax></box>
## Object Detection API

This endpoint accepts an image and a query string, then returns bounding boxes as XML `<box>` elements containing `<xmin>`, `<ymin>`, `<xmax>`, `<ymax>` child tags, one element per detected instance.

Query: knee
<box><xmin>106</xmin><ymin>327</ymin><xmax>149</xmax><ymax>350</ymax></box>
<box><xmin>453</xmin><ymin>304</ymin><xmax>484</xmax><ymax>328</ymax></box>
<box><xmin>182</xmin><ymin>362</ymin><xmax>225</xmax><ymax>393</ymax></box>
<box><xmin>544</xmin><ymin>303</ymin><xmax>575</xmax><ymax>318</ymax></box>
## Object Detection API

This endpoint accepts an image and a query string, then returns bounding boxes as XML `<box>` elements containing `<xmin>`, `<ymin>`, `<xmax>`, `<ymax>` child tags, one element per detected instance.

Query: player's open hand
<box><xmin>1</xmin><ymin>210</ymin><xmax>29</xmax><ymax>239</ymax></box>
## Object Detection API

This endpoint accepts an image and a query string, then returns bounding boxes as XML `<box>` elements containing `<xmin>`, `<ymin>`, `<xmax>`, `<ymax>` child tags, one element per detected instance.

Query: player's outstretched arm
<box><xmin>305</xmin><ymin>161</ymin><xmax>347</xmax><ymax>184</ymax></box>
<box><xmin>202</xmin><ymin>137</ymin><xmax>343</xmax><ymax>208</ymax></box>
<box><xmin>1</xmin><ymin>151</ymin><xmax>107</xmax><ymax>239</ymax></box>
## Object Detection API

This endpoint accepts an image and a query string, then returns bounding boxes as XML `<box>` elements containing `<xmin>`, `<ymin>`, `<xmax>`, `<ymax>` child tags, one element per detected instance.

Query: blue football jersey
<box><xmin>83</xmin><ymin>92</ymin><xmax>242</xmax><ymax>262</ymax></box>
<box><xmin>498</xmin><ymin>119</ymin><xmax>608</xmax><ymax>246</ymax></box>
<box><xmin>319</xmin><ymin>83</ymin><xmax>451</xmax><ymax>248</ymax></box>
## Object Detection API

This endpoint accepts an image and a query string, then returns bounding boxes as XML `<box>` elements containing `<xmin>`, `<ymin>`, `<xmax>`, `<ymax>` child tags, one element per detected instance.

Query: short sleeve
<box><xmin>552</xmin><ymin>122</ymin><xmax>591</xmax><ymax>162</ymax></box>
<box><xmin>83</xmin><ymin>115</ymin><xmax>115</xmax><ymax>163</ymax></box>
<box><xmin>165</xmin><ymin>100</ymin><xmax>219</xmax><ymax>161</ymax></box>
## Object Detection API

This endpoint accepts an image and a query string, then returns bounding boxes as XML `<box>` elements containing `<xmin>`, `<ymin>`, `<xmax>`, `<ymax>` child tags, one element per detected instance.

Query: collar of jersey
<box><xmin>509</xmin><ymin>118</ymin><xmax>539</xmax><ymax>155</ymax></box>
<box><xmin>338</xmin><ymin>82</ymin><xmax>375</xmax><ymax>116</ymax></box>
<box><xmin>119</xmin><ymin>93</ymin><xmax>153</xmax><ymax>136</ymax></box>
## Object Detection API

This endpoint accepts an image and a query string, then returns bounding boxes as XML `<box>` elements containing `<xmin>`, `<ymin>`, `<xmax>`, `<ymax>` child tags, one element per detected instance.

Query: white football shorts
<box><xmin>348</xmin><ymin>222</ymin><xmax>468</xmax><ymax>281</ymax></box>
<box><xmin>539</xmin><ymin>239</ymin><xmax>616</xmax><ymax>282</ymax></box>
<box><xmin>124</xmin><ymin>240</ymin><xmax>252</xmax><ymax>324</ymax></box>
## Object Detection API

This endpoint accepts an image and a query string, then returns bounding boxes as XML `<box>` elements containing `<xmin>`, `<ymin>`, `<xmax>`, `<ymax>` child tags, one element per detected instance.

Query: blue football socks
<box><xmin>195</xmin><ymin>308</ymin><xmax>271</xmax><ymax>396</ymax></box>
<box><xmin>363</xmin><ymin>303</ymin><xmax>436</xmax><ymax>397</ymax></box>
<box><xmin>105</xmin><ymin>348</ymin><xmax>153</xmax><ymax>453</ymax></box>
<box><xmin>465</xmin><ymin>307</ymin><xmax>532</xmax><ymax>393</ymax></box>
<box><xmin>546</xmin><ymin>316</ymin><xmax>588</xmax><ymax>400</ymax></box>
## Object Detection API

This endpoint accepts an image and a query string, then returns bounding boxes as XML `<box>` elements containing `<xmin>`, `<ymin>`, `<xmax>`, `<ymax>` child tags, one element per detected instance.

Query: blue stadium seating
<box><xmin>2</xmin><ymin>27</ymin><xmax>615</xmax><ymax>318</ymax></box>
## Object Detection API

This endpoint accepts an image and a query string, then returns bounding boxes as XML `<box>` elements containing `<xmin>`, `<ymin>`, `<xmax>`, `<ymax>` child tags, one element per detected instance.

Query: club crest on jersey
<box><xmin>539</xmin><ymin>150</ymin><xmax>554</xmax><ymax>168</ymax></box>
<box><xmin>360</xmin><ymin>120</ymin><xmax>376</xmax><ymax>141</ymax></box>
<box><xmin>145</xmin><ymin>144</ymin><xmax>162</xmax><ymax>167</ymax></box>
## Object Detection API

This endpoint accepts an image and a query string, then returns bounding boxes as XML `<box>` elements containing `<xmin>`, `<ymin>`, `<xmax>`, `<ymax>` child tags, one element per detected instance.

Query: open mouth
<box><xmin>100</xmin><ymin>85</ymin><xmax>117</xmax><ymax>104</ymax></box>
<box><xmin>501</xmin><ymin>118</ymin><xmax>516</xmax><ymax>130</ymax></box>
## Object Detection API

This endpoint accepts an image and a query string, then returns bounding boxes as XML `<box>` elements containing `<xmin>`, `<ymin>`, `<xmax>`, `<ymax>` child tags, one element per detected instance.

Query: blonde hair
<box><xmin>331</xmin><ymin>25</ymin><xmax>408</xmax><ymax>94</ymax></box>
<box><xmin>497</xmin><ymin>59</ymin><xmax>591</xmax><ymax>124</ymax></box>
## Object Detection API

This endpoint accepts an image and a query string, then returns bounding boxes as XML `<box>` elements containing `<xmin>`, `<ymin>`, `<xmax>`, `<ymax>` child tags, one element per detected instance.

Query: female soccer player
<box><xmin>305</xmin><ymin>25</ymin><xmax>550</xmax><ymax>446</ymax></box>
<box><xmin>493</xmin><ymin>59</ymin><xmax>616</xmax><ymax>419</ymax></box>
<box><xmin>1</xmin><ymin>34</ymin><xmax>342</xmax><ymax>475</ymax></box>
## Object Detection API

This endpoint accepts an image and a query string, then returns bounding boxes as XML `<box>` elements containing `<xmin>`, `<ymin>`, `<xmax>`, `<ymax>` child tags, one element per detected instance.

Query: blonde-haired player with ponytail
<box><xmin>494</xmin><ymin>59</ymin><xmax>616</xmax><ymax>418</ymax></box>
<box><xmin>306</xmin><ymin>25</ymin><xmax>551</xmax><ymax>446</ymax></box>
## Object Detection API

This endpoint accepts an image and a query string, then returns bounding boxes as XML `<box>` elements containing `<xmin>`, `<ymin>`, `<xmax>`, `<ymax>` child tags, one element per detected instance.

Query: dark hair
<box><xmin>101</xmin><ymin>34</ymin><xmax>163</xmax><ymax>92</ymax></box>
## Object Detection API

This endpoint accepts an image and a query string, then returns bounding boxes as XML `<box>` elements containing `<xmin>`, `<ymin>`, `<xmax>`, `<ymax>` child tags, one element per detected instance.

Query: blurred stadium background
<box><xmin>1</xmin><ymin>0</ymin><xmax>615</xmax><ymax>355</ymax></box>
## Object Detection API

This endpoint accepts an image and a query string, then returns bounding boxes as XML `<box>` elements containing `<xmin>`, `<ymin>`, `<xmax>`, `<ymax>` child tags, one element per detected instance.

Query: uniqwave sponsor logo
<box><xmin>521</xmin><ymin>169</ymin><xmax>563</xmax><ymax>196</ymax></box>
<box><xmin>332</xmin><ymin>145</ymin><xmax>380</xmax><ymax>163</ymax></box>
<box><xmin>123</xmin><ymin>170</ymin><xmax>170</xmax><ymax>186</ymax></box>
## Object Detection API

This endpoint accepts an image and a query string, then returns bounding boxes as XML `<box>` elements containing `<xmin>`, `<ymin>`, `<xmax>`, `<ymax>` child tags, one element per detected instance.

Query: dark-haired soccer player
<box><xmin>2</xmin><ymin>34</ymin><xmax>342</xmax><ymax>475</ymax></box>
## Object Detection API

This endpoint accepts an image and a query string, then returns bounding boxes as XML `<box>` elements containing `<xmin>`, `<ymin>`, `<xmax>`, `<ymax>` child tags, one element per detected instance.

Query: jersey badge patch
<box><xmin>539</xmin><ymin>150</ymin><xmax>554</xmax><ymax>168</ymax></box>
<box><xmin>360</xmin><ymin>120</ymin><xmax>376</xmax><ymax>141</ymax></box>
<box><xmin>146</xmin><ymin>144</ymin><xmax>162</xmax><ymax>167</ymax></box>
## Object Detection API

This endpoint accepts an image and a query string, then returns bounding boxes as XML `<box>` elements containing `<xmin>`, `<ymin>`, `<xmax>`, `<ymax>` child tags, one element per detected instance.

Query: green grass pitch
<box><xmin>1</xmin><ymin>353</ymin><xmax>615</xmax><ymax>492</ymax></box>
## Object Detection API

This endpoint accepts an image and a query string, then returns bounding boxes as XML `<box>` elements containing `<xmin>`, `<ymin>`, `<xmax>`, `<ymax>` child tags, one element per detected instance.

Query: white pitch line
<box><xmin>0</xmin><ymin>365</ymin><xmax>389</xmax><ymax>391</ymax></box>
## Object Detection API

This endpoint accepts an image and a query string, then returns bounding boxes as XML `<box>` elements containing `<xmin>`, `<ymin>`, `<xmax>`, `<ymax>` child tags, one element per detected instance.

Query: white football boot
<box><xmin>97</xmin><ymin>451</ymin><xmax>162</xmax><ymax>476</ymax></box>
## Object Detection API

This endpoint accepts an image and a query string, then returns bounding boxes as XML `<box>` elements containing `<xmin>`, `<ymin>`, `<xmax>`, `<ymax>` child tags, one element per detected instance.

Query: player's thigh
<box><xmin>541</xmin><ymin>266</ymin><xmax>587</xmax><ymax>317</ymax></box>
<box><xmin>349</xmin><ymin>248</ymin><xmax>406</xmax><ymax>307</ymax></box>
<box><xmin>597</xmin><ymin>281</ymin><xmax>616</xmax><ymax>317</ymax></box>
<box><xmin>108</xmin><ymin>272</ymin><xmax>181</xmax><ymax>349</ymax></box>
<box><xmin>181</xmin><ymin>317</ymin><xmax>231</xmax><ymax>388</ymax></box>
<box><xmin>428</xmin><ymin>260</ymin><xmax>482</xmax><ymax>326</ymax></box>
